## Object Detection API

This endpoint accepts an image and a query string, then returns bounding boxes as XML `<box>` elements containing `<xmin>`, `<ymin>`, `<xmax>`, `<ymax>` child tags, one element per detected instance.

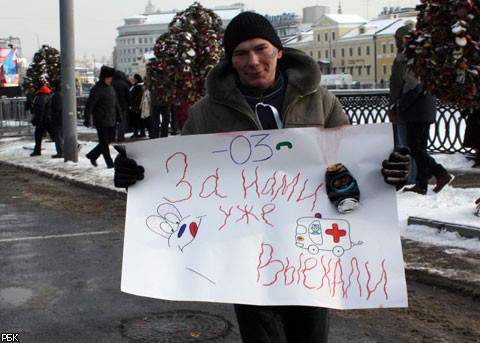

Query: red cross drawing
<box><xmin>325</xmin><ymin>223</ymin><xmax>347</xmax><ymax>243</ymax></box>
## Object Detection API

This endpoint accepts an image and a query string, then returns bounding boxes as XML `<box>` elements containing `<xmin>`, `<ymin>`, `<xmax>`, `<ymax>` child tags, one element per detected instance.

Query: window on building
<box><xmin>139</xmin><ymin>38</ymin><xmax>143</xmax><ymax>44</ymax></box>
<box><xmin>349</xmin><ymin>47</ymin><xmax>353</xmax><ymax>57</ymax></box>
<box><xmin>325</xmin><ymin>50</ymin><xmax>329</xmax><ymax>59</ymax></box>
<box><xmin>358</xmin><ymin>66</ymin><xmax>362</xmax><ymax>76</ymax></box>
<box><xmin>317</xmin><ymin>33</ymin><xmax>321</xmax><ymax>42</ymax></box>
<box><xmin>332</xmin><ymin>67</ymin><xmax>336</xmax><ymax>73</ymax></box>
<box><xmin>358</xmin><ymin>46</ymin><xmax>361</xmax><ymax>56</ymax></box>
<box><xmin>332</xmin><ymin>49</ymin><xmax>336</xmax><ymax>58</ymax></box>
<box><xmin>366</xmin><ymin>45</ymin><xmax>370</xmax><ymax>55</ymax></box>
<box><xmin>332</xmin><ymin>31</ymin><xmax>336</xmax><ymax>41</ymax></box>
<box><xmin>382</xmin><ymin>43</ymin><xmax>386</xmax><ymax>54</ymax></box>
<box><xmin>366</xmin><ymin>66</ymin><xmax>371</xmax><ymax>75</ymax></box>
<box><xmin>341</xmin><ymin>48</ymin><xmax>345</xmax><ymax>58</ymax></box>
<box><xmin>390</xmin><ymin>42</ymin><xmax>395</xmax><ymax>53</ymax></box>
<box><xmin>309</xmin><ymin>51</ymin><xmax>313</xmax><ymax>57</ymax></box>
<box><xmin>317</xmin><ymin>50</ymin><xmax>321</xmax><ymax>59</ymax></box>
<box><xmin>324</xmin><ymin>32</ymin><xmax>328</xmax><ymax>42</ymax></box>
<box><xmin>383</xmin><ymin>64</ymin><xmax>387</xmax><ymax>74</ymax></box>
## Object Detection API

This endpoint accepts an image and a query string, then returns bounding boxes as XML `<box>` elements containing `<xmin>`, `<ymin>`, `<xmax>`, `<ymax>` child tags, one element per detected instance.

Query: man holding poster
<box><xmin>114</xmin><ymin>11</ymin><xmax>411</xmax><ymax>343</ymax></box>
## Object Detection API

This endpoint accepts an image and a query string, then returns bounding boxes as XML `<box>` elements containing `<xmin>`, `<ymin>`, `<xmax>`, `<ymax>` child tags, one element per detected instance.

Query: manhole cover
<box><xmin>121</xmin><ymin>310</ymin><xmax>231</xmax><ymax>342</ymax></box>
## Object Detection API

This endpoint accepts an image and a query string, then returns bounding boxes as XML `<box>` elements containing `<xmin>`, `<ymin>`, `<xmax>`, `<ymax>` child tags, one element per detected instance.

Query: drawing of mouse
<box><xmin>146</xmin><ymin>203</ymin><xmax>203</xmax><ymax>251</ymax></box>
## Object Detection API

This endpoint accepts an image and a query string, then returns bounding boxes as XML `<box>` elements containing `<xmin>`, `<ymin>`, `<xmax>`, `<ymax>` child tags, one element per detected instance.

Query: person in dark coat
<box><xmin>389</xmin><ymin>22</ymin><xmax>414</xmax><ymax>146</ymax></box>
<box><xmin>389</xmin><ymin>23</ymin><xmax>417</xmax><ymax>183</ymax></box>
<box><xmin>399</xmin><ymin>71</ymin><xmax>453</xmax><ymax>194</ymax></box>
<box><xmin>129</xmin><ymin>73</ymin><xmax>145</xmax><ymax>138</ymax></box>
<box><xmin>83</xmin><ymin>65</ymin><xmax>119</xmax><ymax>168</ymax></box>
<box><xmin>48</xmin><ymin>79</ymin><xmax>64</xmax><ymax>158</ymax></box>
<box><xmin>30</xmin><ymin>83</ymin><xmax>52</xmax><ymax>156</ymax></box>
<box><xmin>112</xmin><ymin>70</ymin><xmax>131</xmax><ymax>142</ymax></box>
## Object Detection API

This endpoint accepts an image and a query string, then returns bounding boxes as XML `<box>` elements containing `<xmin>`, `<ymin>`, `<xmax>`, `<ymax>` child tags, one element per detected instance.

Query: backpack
<box><xmin>30</xmin><ymin>94</ymin><xmax>51</xmax><ymax>126</ymax></box>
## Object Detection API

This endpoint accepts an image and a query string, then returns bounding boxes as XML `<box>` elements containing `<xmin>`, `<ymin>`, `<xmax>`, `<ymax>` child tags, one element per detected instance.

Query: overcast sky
<box><xmin>1</xmin><ymin>0</ymin><xmax>416</xmax><ymax>61</ymax></box>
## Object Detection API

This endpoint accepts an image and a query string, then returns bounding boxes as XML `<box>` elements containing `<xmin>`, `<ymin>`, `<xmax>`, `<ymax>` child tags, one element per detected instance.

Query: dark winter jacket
<box><xmin>84</xmin><ymin>81</ymin><xmax>119</xmax><ymax>127</ymax></box>
<box><xmin>31</xmin><ymin>87</ymin><xmax>51</xmax><ymax>127</ymax></box>
<box><xmin>112</xmin><ymin>71</ymin><xmax>131</xmax><ymax>110</ymax></box>
<box><xmin>130</xmin><ymin>82</ymin><xmax>144</xmax><ymax>114</ymax></box>
<box><xmin>461</xmin><ymin>108</ymin><xmax>480</xmax><ymax>149</ymax></box>
<box><xmin>388</xmin><ymin>52</ymin><xmax>406</xmax><ymax>124</ymax></box>
<box><xmin>182</xmin><ymin>48</ymin><xmax>349</xmax><ymax>135</ymax></box>
<box><xmin>49</xmin><ymin>88</ymin><xmax>62</xmax><ymax>126</ymax></box>
<box><xmin>398</xmin><ymin>70</ymin><xmax>437</xmax><ymax>124</ymax></box>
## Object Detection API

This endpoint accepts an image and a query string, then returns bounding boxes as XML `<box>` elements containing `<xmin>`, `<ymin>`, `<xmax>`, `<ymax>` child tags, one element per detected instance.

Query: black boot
<box><xmin>473</xmin><ymin>155</ymin><xmax>480</xmax><ymax>168</ymax></box>
<box><xmin>86</xmin><ymin>153</ymin><xmax>98</xmax><ymax>167</ymax></box>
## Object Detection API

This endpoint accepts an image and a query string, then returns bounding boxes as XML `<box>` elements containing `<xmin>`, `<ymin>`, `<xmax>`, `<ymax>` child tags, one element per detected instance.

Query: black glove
<box><xmin>381</xmin><ymin>146</ymin><xmax>411</xmax><ymax>188</ymax></box>
<box><xmin>113</xmin><ymin>145</ymin><xmax>145</xmax><ymax>188</ymax></box>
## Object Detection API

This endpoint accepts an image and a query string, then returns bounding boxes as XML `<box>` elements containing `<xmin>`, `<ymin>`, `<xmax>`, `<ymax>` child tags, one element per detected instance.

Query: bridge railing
<box><xmin>334</xmin><ymin>89</ymin><xmax>468</xmax><ymax>154</ymax></box>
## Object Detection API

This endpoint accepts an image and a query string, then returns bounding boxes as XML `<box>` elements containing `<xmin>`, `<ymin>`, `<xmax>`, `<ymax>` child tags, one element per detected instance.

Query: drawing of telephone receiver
<box><xmin>325</xmin><ymin>163</ymin><xmax>360</xmax><ymax>214</ymax></box>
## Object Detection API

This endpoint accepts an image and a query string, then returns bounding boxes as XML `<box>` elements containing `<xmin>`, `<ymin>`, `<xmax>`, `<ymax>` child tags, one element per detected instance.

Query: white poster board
<box><xmin>121</xmin><ymin>123</ymin><xmax>408</xmax><ymax>309</ymax></box>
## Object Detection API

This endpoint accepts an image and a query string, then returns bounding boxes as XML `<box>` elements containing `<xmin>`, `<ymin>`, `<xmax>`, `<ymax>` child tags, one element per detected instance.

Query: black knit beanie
<box><xmin>99</xmin><ymin>66</ymin><xmax>115</xmax><ymax>79</ymax></box>
<box><xmin>224</xmin><ymin>12</ymin><xmax>283</xmax><ymax>62</ymax></box>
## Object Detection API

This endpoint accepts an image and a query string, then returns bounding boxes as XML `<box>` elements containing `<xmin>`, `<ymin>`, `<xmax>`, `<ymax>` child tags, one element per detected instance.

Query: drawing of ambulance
<box><xmin>295</xmin><ymin>213</ymin><xmax>362</xmax><ymax>257</ymax></box>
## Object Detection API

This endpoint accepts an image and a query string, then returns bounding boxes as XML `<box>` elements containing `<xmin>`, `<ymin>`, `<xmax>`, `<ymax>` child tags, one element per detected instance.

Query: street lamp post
<box><xmin>59</xmin><ymin>0</ymin><xmax>78</xmax><ymax>162</ymax></box>
<box><xmin>373</xmin><ymin>33</ymin><xmax>378</xmax><ymax>85</ymax></box>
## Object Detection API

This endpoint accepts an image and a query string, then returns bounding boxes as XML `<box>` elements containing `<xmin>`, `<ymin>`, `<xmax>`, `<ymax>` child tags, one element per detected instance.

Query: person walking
<box><xmin>83</xmin><ymin>65</ymin><xmax>119</xmax><ymax>168</ymax></box>
<box><xmin>399</xmin><ymin>70</ymin><xmax>454</xmax><ymax>195</ymax></box>
<box><xmin>389</xmin><ymin>22</ymin><xmax>414</xmax><ymax>146</ymax></box>
<box><xmin>389</xmin><ymin>23</ymin><xmax>416</xmax><ymax>183</ymax></box>
<box><xmin>113</xmin><ymin>11</ymin><xmax>411</xmax><ymax>343</ymax></box>
<box><xmin>112</xmin><ymin>70</ymin><xmax>131</xmax><ymax>142</ymax></box>
<box><xmin>48</xmin><ymin>79</ymin><xmax>64</xmax><ymax>158</ymax></box>
<box><xmin>29</xmin><ymin>83</ymin><xmax>52</xmax><ymax>157</ymax></box>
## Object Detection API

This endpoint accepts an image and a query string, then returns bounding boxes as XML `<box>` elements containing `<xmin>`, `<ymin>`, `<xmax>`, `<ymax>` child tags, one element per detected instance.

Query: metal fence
<box><xmin>0</xmin><ymin>91</ymin><xmax>469</xmax><ymax>154</ymax></box>
<box><xmin>0</xmin><ymin>97</ymin><xmax>33</xmax><ymax>136</ymax></box>
<box><xmin>334</xmin><ymin>89</ymin><xmax>469</xmax><ymax>154</ymax></box>
<box><xmin>0</xmin><ymin>96</ymin><xmax>88</xmax><ymax>138</ymax></box>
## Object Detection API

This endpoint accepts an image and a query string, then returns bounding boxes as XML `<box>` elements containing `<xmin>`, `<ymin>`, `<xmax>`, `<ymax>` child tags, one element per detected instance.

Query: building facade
<box><xmin>113</xmin><ymin>2</ymin><xmax>246</xmax><ymax>75</ymax></box>
<box><xmin>114</xmin><ymin>2</ymin><xmax>417</xmax><ymax>86</ymax></box>
<box><xmin>285</xmin><ymin>8</ymin><xmax>418</xmax><ymax>86</ymax></box>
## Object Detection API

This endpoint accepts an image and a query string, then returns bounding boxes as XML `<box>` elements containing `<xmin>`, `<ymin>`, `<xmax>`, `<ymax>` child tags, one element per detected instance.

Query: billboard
<box><xmin>0</xmin><ymin>48</ymin><xmax>19</xmax><ymax>87</ymax></box>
